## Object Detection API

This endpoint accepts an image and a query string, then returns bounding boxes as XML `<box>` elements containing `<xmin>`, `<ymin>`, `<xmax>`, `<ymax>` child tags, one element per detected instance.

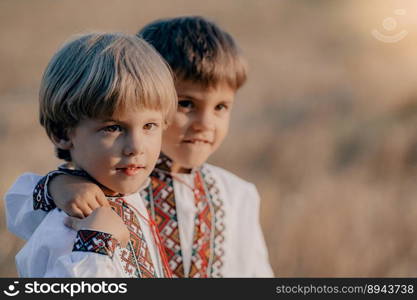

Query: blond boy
<box><xmin>8</xmin><ymin>32</ymin><xmax>177</xmax><ymax>277</ymax></box>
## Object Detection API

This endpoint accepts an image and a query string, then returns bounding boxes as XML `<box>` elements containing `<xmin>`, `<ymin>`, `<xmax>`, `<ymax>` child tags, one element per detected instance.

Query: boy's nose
<box><xmin>192</xmin><ymin>111</ymin><xmax>215</xmax><ymax>131</ymax></box>
<box><xmin>123</xmin><ymin>133</ymin><xmax>144</xmax><ymax>156</ymax></box>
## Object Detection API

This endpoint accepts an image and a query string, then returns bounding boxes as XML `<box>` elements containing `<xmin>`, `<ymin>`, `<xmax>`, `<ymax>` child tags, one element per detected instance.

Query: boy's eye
<box><xmin>215</xmin><ymin>103</ymin><xmax>229</xmax><ymax>111</ymax></box>
<box><xmin>178</xmin><ymin>100</ymin><xmax>195</xmax><ymax>110</ymax></box>
<box><xmin>103</xmin><ymin>125</ymin><xmax>122</xmax><ymax>133</ymax></box>
<box><xmin>143</xmin><ymin>123</ymin><xmax>159</xmax><ymax>131</ymax></box>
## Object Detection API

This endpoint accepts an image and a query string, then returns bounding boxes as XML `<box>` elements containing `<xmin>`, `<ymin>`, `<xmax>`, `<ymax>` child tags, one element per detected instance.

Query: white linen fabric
<box><xmin>13</xmin><ymin>192</ymin><xmax>164</xmax><ymax>277</ymax></box>
<box><xmin>5</xmin><ymin>164</ymin><xmax>274</xmax><ymax>277</ymax></box>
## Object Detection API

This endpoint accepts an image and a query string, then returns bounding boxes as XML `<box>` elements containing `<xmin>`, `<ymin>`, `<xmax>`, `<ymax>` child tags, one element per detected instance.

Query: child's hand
<box><xmin>64</xmin><ymin>207</ymin><xmax>130</xmax><ymax>247</ymax></box>
<box><xmin>49</xmin><ymin>175</ymin><xmax>108</xmax><ymax>218</ymax></box>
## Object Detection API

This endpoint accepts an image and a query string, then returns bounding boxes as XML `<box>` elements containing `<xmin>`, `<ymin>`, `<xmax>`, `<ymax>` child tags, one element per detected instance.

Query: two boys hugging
<box><xmin>5</xmin><ymin>16</ymin><xmax>273</xmax><ymax>278</ymax></box>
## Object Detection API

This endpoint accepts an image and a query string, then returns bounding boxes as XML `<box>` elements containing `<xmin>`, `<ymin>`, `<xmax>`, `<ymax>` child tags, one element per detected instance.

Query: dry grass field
<box><xmin>2</xmin><ymin>0</ymin><xmax>417</xmax><ymax>277</ymax></box>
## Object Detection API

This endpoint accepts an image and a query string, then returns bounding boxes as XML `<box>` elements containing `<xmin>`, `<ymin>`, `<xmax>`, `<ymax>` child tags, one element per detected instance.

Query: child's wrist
<box><xmin>33</xmin><ymin>170</ymin><xmax>66</xmax><ymax>211</ymax></box>
<box><xmin>73</xmin><ymin>229</ymin><xmax>119</xmax><ymax>258</ymax></box>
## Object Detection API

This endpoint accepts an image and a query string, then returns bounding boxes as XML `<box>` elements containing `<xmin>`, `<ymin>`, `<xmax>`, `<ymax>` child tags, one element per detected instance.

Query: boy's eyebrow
<box><xmin>101</xmin><ymin>117</ymin><xmax>163</xmax><ymax>123</ymax></box>
<box><xmin>101</xmin><ymin>118</ymin><xmax>118</xmax><ymax>123</ymax></box>
<box><xmin>178</xmin><ymin>94</ymin><xmax>234</xmax><ymax>103</ymax></box>
<box><xmin>177</xmin><ymin>93</ymin><xmax>200</xmax><ymax>101</ymax></box>
<box><xmin>143</xmin><ymin>117</ymin><xmax>163</xmax><ymax>123</ymax></box>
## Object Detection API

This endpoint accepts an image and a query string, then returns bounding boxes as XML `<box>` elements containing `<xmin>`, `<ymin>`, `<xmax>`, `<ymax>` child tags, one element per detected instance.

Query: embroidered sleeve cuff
<box><xmin>72</xmin><ymin>229</ymin><xmax>119</xmax><ymax>258</ymax></box>
<box><xmin>33</xmin><ymin>170</ymin><xmax>67</xmax><ymax>211</ymax></box>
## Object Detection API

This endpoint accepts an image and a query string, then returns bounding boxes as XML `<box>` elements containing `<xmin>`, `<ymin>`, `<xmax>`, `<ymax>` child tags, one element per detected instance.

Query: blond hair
<box><xmin>39</xmin><ymin>32</ymin><xmax>177</xmax><ymax>161</ymax></box>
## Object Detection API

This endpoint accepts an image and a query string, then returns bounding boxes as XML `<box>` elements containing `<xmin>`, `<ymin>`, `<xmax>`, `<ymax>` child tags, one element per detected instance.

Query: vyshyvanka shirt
<box><xmin>5</xmin><ymin>155</ymin><xmax>273</xmax><ymax>277</ymax></box>
<box><xmin>15</xmin><ymin>190</ymin><xmax>168</xmax><ymax>277</ymax></box>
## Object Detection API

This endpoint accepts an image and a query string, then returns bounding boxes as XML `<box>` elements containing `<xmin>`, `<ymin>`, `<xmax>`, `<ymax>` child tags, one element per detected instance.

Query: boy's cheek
<box><xmin>162</xmin><ymin>129</ymin><xmax>180</xmax><ymax>145</ymax></box>
<box><xmin>171</xmin><ymin>113</ymin><xmax>191</xmax><ymax>130</ymax></box>
<box><xmin>147</xmin><ymin>136</ymin><xmax>162</xmax><ymax>160</ymax></box>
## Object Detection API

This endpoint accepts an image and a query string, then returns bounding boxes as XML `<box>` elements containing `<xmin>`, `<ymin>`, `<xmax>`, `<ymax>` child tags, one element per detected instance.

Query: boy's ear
<box><xmin>52</xmin><ymin>137</ymin><xmax>73</xmax><ymax>150</ymax></box>
<box><xmin>51</xmin><ymin>133</ymin><xmax>73</xmax><ymax>150</ymax></box>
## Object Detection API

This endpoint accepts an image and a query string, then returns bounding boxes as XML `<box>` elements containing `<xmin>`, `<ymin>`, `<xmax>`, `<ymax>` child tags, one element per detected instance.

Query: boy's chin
<box><xmin>162</xmin><ymin>150</ymin><xmax>214</xmax><ymax>172</ymax></box>
<box><xmin>175</xmin><ymin>156</ymin><xmax>210</xmax><ymax>172</ymax></box>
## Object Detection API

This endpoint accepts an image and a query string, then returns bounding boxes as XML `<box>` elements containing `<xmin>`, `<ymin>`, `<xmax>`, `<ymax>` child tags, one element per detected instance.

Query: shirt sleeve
<box><xmin>4</xmin><ymin>173</ymin><xmax>48</xmax><ymax>240</ymax></box>
<box><xmin>249</xmin><ymin>184</ymin><xmax>275</xmax><ymax>277</ymax></box>
<box><xmin>45</xmin><ymin>230</ymin><xmax>127</xmax><ymax>277</ymax></box>
<box><xmin>47</xmin><ymin>251</ymin><xmax>127</xmax><ymax>277</ymax></box>
<box><xmin>16</xmin><ymin>210</ymin><xmax>127</xmax><ymax>278</ymax></box>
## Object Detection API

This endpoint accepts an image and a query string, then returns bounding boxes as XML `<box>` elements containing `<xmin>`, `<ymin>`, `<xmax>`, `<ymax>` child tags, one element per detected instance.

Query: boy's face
<box><xmin>64</xmin><ymin>109</ymin><xmax>163</xmax><ymax>195</ymax></box>
<box><xmin>162</xmin><ymin>80</ymin><xmax>236</xmax><ymax>173</ymax></box>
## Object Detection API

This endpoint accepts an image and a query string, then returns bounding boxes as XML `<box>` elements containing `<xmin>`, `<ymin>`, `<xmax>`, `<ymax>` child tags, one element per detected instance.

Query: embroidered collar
<box><xmin>141</xmin><ymin>153</ymin><xmax>226</xmax><ymax>278</ymax></box>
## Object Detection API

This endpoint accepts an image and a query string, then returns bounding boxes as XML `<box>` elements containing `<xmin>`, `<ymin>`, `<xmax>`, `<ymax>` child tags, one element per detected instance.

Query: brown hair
<box><xmin>138</xmin><ymin>16</ymin><xmax>247</xmax><ymax>90</ymax></box>
<box><xmin>39</xmin><ymin>32</ymin><xmax>177</xmax><ymax>161</ymax></box>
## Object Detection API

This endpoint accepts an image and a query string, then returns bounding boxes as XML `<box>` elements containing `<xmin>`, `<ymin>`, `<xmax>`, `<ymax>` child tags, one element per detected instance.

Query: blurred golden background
<box><xmin>2</xmin><ymin>0</ymin><xmax>417</xmax><ymax>277</ymax></box>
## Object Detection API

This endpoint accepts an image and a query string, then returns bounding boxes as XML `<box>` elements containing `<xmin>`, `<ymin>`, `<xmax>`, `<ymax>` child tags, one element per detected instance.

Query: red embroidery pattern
<box><xmin>200</xmin><ymin>165</ymin><xmax>225</xmax><ymax>277</ymax></box>
<box><xmin>109</xmin><ymin>198</ymin><xmax>156</xmax><ymax>278</ymax></box>
<box><xmin>147</xmin><ymin>171</ymin><xmax>184</xmax><ymax>276</ymax></box>
<box><xmin>141</xmin><ymin>154</ymin><xmax>225</xmax><ymax>277</ymax></box>
<box><xmin>188</xmin><ymin>171</ymin><xmax>212</xmax><ymax>277</ymax></box>
<box><xmin>73</xmin><ymin>230</ymin><xmax>118</xmax><ymax>258</ymax></box>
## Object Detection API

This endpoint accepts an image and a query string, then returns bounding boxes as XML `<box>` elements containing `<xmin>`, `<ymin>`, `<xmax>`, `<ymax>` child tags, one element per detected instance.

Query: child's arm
<box><xmin>17</xmin><ymin>207</ymin><xmax>130</xmax><ymax>277</ymax></box>
<box><xmin>51</xmin><ymin>207</ymin><xmax>130</xmax><ymax>277</ymax></box>
<box><xmin>5</xmin><ymin>173</ymin><xmax>48</xmax><ymax>240</ymax></box>
<box><xmin>4</xmin><ymin>172</ymin><xmax>108</xmax><ymax>240</ymax></box>
<box><xmin>252</xmin><ymin>216</ymin><xmax>275</xmax><ymax>277</ymax></box>
<box><xmin>48</xmin><ymin>174</ymin><xmax>109</xmax><ymax>218</ymax></box>
<box><xmin>249</xmin><ymin>184</ymin><xmax>275</xmax><ymax>277</ymax></box>
<box><xmin>64</xmin><ymin>207</ymin><xmax>129</xmax><ymax>247</ymax></box>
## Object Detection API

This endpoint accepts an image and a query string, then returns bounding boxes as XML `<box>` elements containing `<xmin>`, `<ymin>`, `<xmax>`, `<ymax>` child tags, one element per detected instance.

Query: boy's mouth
<box><xmin>182</xmin><ymin>138</ymin><xmax>212</xmax><ymax>145</ymax></box>
<box><xmin>116</xmin><ymin>164</ymin><xmax>146</xmax><ymax>176</ymax></box>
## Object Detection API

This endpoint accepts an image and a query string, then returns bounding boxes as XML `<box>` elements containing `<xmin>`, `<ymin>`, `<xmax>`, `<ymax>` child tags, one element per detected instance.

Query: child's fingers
<box><xmin>68</xmin><ymin>207</ymin><xmax>85</xmax><ymax>219</ymax></box>
<box><xmin>87</xmin><ymin>202</ymin><xmax>101</xmax><ymax>212</ymax></box>
<box><xmin>77</xmin><ymin>203</ymin><xmax>93</xmax><ymax>218</ymax></box>
<box><xmin>95</xmin><ymin>194</ymin><xmax>109</xmax><ymax>207</ymax></box>
<box><xmin>86</xmin><ymin>196</ymin><xmax>108</xmax><ymax>211</ymax></box>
